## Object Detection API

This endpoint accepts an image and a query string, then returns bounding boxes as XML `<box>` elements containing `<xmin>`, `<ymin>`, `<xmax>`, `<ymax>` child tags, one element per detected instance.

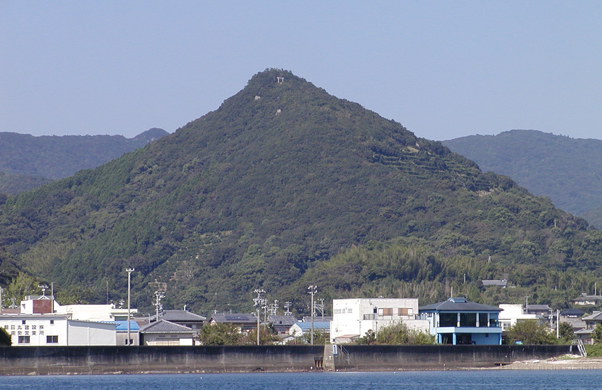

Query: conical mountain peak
<box><xmin>0</xmin><ymin>70</ymin><xmax>592</xmax><ymax>313</ymax></box>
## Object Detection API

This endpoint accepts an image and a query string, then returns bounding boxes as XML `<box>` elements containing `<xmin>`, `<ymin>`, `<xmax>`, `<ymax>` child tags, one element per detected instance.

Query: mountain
<box><xmin>442</xmin><ymin>130</ymin><xmax>602</xmax><ymax>227</ymax></box>
<box><xmin>0</xmin><ymin>128</ymin><xmax>169</xmax><ymax>195</ymax></box>
<box><xmin>1</xmin><ymin>70</ymin><xmax>600</xmax><ymax>314</ymax></box>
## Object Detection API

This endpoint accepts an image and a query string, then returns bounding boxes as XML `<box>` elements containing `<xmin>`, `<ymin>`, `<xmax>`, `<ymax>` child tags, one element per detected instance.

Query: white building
<box><xmin>330</xmin><ymin>298</ymin><xmax>429</xmax><ymax>343</ymax></box>
<box><xmin>498</xmin><ymin>304</ymin><xmax>542</xmax><ymax>330</ymax></box>
<box><xmin>0</xmin><ymin>314</ymin><xmax>116</xmax><ymax>346</ymax></box>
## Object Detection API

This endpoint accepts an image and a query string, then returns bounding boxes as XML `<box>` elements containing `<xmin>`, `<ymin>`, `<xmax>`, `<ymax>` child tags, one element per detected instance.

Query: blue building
<box><xmin>419</xmin><ymin>297</ymin><xmax>502</xmax><ymax>345</ymax></box>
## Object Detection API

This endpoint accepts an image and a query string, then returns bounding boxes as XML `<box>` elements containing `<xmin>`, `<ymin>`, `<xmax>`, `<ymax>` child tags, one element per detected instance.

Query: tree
<box><xmin>375</xmin><ymin>322</ymin><xmax>435</xmax><ymax>345</ymax></box>
<box><xmin>355</xmin><ymin>329</ymin><xmax>377</xmax><ymax>345</ymax></box>
<box><xmin>198</xmin><ymin>323</ymin><xmax>243</xmax><ymax>345</ymax></box>
<box><xmin>506</xmin><ymin>320</ymin><xmax>557</xmax><ymax>345</ymax></box>
<box><xmin>0</xmin><ymin>328</ymin><xmax>11</xmax><ymax>346</ymax></box>
<box><xmin>558</xmin><ymin>321</ymin><xmax>575</xmax><ymax>344</ymax></box>
<box><xmin>3</xmin><ymin>273</ymin><xmax>40</xmax><ymax>307</ymax></box>
<box><xmin>592</xmin><ymin>323</ymin><xmax>602</xmax><ymax>344</ymax></box>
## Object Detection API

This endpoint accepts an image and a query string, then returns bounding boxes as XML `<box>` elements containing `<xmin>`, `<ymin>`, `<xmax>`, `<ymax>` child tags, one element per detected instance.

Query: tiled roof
<box><xmin>157</xmin><ymin>310</ymin><xmax>206</xmax><ymax>322</ymax></box>
<box><xmin>268</xmin><ymin>315</ymin><xmax>297</xmax><ymax>326</ymax></box>
<box><xmin>420</xmin><ymin>297</ymin><xmax>501</xmax><ymax>312</ymax></box>
<box><xmin>560</xmin><ymin>309</ymin><xmax>586</xmax><ymax>317</ymax></box>
<box><xmin>140</xmin><ymin>319</ymin><xmax>194</xmax><ymax>334</ymax></box>
<box><xmin>582</xmin><ymin>312</ymin><xmax>602</xmax><ymax>321</ymax></box>
<box><xmin>210</xmin><ymin>313</ymin><xmax>257</xmax><ymax>324</ymax></box>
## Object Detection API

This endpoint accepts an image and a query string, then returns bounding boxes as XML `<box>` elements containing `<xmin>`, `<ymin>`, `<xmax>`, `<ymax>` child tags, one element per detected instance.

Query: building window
<box><xmin>479</xmin><ymin>313</ymin><xmax>488</xmax><ymax>327</ymax></box>
<box><xmin>49</xmin><ymin>320</ymin><xmax>54</xmax><ymax>325</ymax></box>
<box><xmin>22</xmin><ymin>320</ymin><xmax>26</xmax><ymax>325</ymax></box>
<box><xmin>439</xmin><ymin>313</ymin><xmax>457</xmax><ymax>327</ymax></box>
<box><xmin>46</xmin><ymin>335</ymin><xmax>58</xmax><ymax>344</ymax></box>
<box><xmin>460</xmin><ymin>313</ymin><xmax>477</xmax><ymax>327</ymax></box>
<box><xmin>18</xmin><ymin>336</ymin><xmax>30</xmax><ymax>344</ymax></box>
<box><xmin>379</xmin><ymin>308</ymin><xmax>393</xmax><ymax>316</ymax></box>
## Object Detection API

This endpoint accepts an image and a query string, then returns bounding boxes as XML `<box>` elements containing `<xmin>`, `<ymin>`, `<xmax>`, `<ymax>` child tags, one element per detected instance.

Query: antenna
<box><xmin>284</xmin><ymin>301</ymin><xmax>292</xmax><ymax>315</ymax></box>
<box><xmin>153</xmin><ymin>290</ymin><xmax>165</xmax><ymax>320</ymax></box>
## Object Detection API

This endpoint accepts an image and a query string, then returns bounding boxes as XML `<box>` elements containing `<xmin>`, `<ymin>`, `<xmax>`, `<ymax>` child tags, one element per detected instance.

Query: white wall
<box><xmin>0</xmin><ymin>315</ymin><xmax>116</xmax><ymax>346</ymax></box>
<box><xmin>330</xmin><ymin>298</ymin><xmax>421</xmax><ymax>340</ymax></box>
<box><xmin>68</xmin><ymin>320</ymin><xmax>116</xmax><ymax>346</ymax></box>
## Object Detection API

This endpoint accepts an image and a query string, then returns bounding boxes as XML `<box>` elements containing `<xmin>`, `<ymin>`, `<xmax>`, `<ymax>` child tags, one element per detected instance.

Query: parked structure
<box><xmin>419</xmin><ymin>297</ymin><xmax>502</xmax><ymax>345</ymax></box>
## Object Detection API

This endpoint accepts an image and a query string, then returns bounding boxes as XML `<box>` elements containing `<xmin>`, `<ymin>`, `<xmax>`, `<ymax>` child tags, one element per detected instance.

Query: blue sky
<box><xmin>1</xmin><ymin>1</ymin><xmax>601</xmax><ymax>141</ymax></box>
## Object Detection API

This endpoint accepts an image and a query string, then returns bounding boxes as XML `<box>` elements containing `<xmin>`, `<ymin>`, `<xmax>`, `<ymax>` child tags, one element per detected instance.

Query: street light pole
<box><xmin>308</xmin><ymin>285</ymin><xmax>317</xmax><ymax>345</ymax></box>
<box><xmin>126</xmin><ymin>268</ymin><xmax>135</xmax><ymax>346</ymax></box>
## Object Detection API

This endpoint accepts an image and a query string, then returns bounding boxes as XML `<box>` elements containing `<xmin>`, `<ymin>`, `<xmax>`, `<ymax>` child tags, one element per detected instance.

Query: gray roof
<box><xmin>560</xmin><ymin>309</ymin><xmax>586</xmax><ymax>317</ymax></box>
<box><xmin>583</xmin><ymin>311</ymin><xmax>602</xmax><ymax>321</ymax></box>
<box><xmin>140</xmin><ymin>319</ymin><xmax>194</xmax><ymax>334</ymax></box>
<box><xmin>527</xmin><ymin>305</ymin><xmax>551</xmax><ymax>311</ymax></box>
<box><xmin>268</xmin><ymin>315</ymin><xmax>297</xmax><ymax>326</ymax></box>
<box><xmin>420</xmin><ymin>297</ymin><xmax>501</xmax><ymax>312</ymax></box>
<box><xmin>210</xmin><ymin>313</ymin><xmax>257</xmax><ymax>324</ymax></box>
<box><xmin>482</xmin><ymin>280</ymin><xmax>507</xmax><ymax>287</ymax></box>
<box><xmin>157</xmin><ymin>310</ymin><xmax>206</xmax><ymax>322</ymax></box>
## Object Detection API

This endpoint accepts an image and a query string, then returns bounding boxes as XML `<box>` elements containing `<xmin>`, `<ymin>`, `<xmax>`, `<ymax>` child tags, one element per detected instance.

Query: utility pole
<box><xmin>126</xmin><ymin>268</ymin><xmax>135</xmax><ymax>346</ymax></box>
<box><xmin>253</xmin><ymin>289</ymin><xmax>265</xmax><ymax>346</ymax></box>
<box><xmin>154</xmin><ymin>290</ymin><xmax>165</xmax><ymax>321</ymax></box>
<box><xmin>308</xmin><ymin>285</ymin><xmax>317</xmax><ymax>345</ymax></box>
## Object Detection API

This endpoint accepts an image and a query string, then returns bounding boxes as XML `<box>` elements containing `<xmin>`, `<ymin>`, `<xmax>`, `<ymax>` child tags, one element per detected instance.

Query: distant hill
<box><xmin>1</xmin><ymin>71</ymin><xmax>601</xmax><ymax>314</ymax></box>
<box><xmin>0</xmin><ymin>128</ymin><xmax>169</xmax><ymax>195</ymax></box>
<box><xmin>443</xmin><ymin>130</ymin><xmax>602</xmax><ymax>228</ymax></box>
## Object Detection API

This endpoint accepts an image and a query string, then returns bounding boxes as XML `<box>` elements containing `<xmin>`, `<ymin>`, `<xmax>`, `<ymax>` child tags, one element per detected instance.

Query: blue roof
<box><xmin>294</xmin><ymin>322</ymin><xmax>330</xmax><ymax>330</ymax></box>
<box><xmin>105</xmin><ymin>320</ymin><xmax>140</xmax><ymax>331</ymax></box>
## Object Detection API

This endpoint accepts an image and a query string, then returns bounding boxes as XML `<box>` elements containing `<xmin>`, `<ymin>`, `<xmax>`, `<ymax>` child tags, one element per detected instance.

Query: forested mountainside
<box><xmin>0</xmin><ymin>128</ymin><xmax>168</xmax><ymax>195</ymax></box>
<box><xmin>443</xmin><ymin>130</ymin><xmax>602</xmax><ymax>228</ymax></box>
<box><xmin>1</xmin><ymin>70</ymin><xmax>600</xmax><ymax>315</ymax></box>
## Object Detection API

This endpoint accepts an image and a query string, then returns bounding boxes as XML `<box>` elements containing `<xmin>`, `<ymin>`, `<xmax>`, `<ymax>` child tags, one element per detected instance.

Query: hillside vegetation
<box><xmin>1</xmin><ymin>70</ymin><xmax>600</xmax><ymax>314</ymax></box>
<box><xmin>0</xmin><ymin>128</ymin><xmax>168</xmax><ymax>195</ymax></box>
<box><xmin>443</xmin><ymin>130</ymin><xmax>602</xmax><ymax>228</ymax></box>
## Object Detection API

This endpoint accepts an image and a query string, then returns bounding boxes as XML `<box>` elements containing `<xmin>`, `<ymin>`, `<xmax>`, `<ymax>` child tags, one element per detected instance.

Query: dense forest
<box><xmin>443</xmin><ymin>130</ymin><xmax>602</xmax><ymax>228</ymax></box>
<box><xmin>0</xmin><ymin>128</ymin><xmax>168</xmax><ymax>195</ymax></box>
<box><xmin>1</xmin><ymin>70</ymin><xmax>600</xmax><ymax>316</ymax></box>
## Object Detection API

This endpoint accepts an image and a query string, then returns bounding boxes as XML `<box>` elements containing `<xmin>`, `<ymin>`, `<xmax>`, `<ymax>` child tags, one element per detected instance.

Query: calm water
<box><xmin>0</xmin><ymin>371</ymin><xmax>597</xmax><ymax>389</ymax></box>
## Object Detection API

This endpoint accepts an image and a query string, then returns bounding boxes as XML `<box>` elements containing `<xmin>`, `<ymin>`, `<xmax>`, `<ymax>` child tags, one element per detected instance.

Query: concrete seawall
<box><xmin>0</xmin><ymin>344</ymin><xmax>574</xmax><ymax>375</ymax></box>
<box><xmin>332</xmin><ymin>345</ymin><xmax>574</xmax><ymax>370</ymax></box>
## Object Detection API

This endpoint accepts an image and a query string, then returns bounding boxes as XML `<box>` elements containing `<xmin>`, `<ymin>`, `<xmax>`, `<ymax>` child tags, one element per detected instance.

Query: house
<box><xmin>152</xmin><ymin>309</ymin><xmax>206</xmax><ymax>331</ymax></box>
<box><xmin>482</xmin><ymin>279</ymin><xmax>507</xmax><ymax>288</ymax></box>
<box><xmin>139</xmin><ymin>319</ymin><xmax>195</xmax><ymax>346</ymax></box>
<box><xmin>289</xmin><ymin>321</ymin><xmax>330</xmax><ymax>338</ymax></box>
<box><xmin>267</xmin><ymin>315</ymin><xmax>298</xmax><ymax>335</ymax></box>
<box><xmin>498</xmin><ymin>304</ymin><xmax>544</xmax><ymax>331</ymax></box>
<box><xmin>113</xmin><ymin>320</ymin><xmax>140</xmax><ymax>346</ymax></box>
<box><xmin>559</xmin><ymin>309</ymin><xmax>586</xmax><ymax>331</ymax></box>
<box><xmin>573</xmin><ymin>311</ymin><xmax>602</xmax><ymax>345</ymax></box>
<box><xmin>573</xmin><ymin>293</ymin><xmax>602</xmax><ymax>306</ymax></box>
<box><xmin>209</xmin><ymin>313</ymin><xmax>258</xmax><ymax>332</ymax></box>
<box><xmin>330</xmin><ymin>298</ymin><xmax>428</xmax><ymax>343</ymax></box>
<box><xmin>0</xmin><ymin>314</ymin><xmax>117</xmax><ymax>346</ymax></box>
<box><xmin>526</xmin><ymin>304</ymin><xmax>552</xmax><ymax>318</ymax></box>
<box><xmin>419</xmin><ymin>297</ymin><xmax>502</xmax><ymax>345</ymax></box>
